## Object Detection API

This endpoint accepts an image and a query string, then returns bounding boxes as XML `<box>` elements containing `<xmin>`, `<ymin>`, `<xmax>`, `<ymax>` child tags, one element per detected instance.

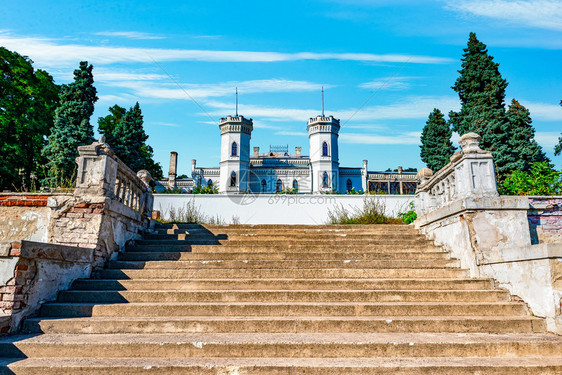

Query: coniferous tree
<box><xmin>42</xmin><ymin>61</ymin><xmax>98</xmax><ymax>185</ymax></box>
<box><xmin>98</xmin><ymin>104</ymin><xmax>126</xmax><ymax>147</ymax></box>
<box><xmin>111</xmin><ymin>102</ymin><xmax>163</xmax><ymax>180</ymax></box>
<box><xmin>554</xmin><ymin>100</ymin><xmax>562</xmax><ymax>156</ymax></box>
<box><xmin>448</xmin><ymin>32</ymin><xmax>515</xmax><ymax>177</ymax></box>
<box><xmin>505</xmin><ymin>99</ymin><xmax>547</xmax><ymax>171</ymax></box>
<box><xmin>0</xmin><ymin>47</ymin><xmax>60</xmax><ymax>190</ymax></box>
<box><xmin>420</xmin><ymin>108</ymin><xmax>456</xmax><ymax>172</ymax></box>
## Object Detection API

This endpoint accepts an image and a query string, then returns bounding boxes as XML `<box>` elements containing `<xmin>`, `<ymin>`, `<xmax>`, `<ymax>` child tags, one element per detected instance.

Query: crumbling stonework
<box><xmin>0</xmin><ymin>138</ymin><xmax>154</xmax><ymax>334</ymax></box>
<box><xmin>529</xmin><ymin>197</ymin><xmax>562</xmax><ymax>244</ymax></box>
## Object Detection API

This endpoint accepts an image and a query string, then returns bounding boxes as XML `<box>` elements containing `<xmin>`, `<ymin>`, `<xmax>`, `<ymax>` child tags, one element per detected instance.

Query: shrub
<box><xmin>163</xmin><ymin>201</ymin><xmax>224</xmax><ymax>224</ymax></box>
<box><xmin>192</xmin><ymin>184</ymin><xmax>218</xmax><ymax>194</ymax></box>
<box><xmin>327</xmin><ymin>196</ymin><xmax>403</xmax><ymax>225</ymax></box>
<box><xmin>398</xmin><ymin>201</ymin><xmax>417</xmax><ymax>224</ymax></box>
<box><xmin>346</xmin><ymin>187</ymin><xmax>363</xmax><ymax>195</ymax></box>
<box><xmin>500</xmin><ymin>161</ymin><xmax>562</xmax><ymax>196</ymax></box>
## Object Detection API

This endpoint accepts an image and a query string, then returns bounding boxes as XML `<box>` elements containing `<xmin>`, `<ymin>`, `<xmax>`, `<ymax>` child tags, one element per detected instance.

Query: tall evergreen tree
<box><xmin>448</xmin><ymin>32</ymin><xmax>514</xmax><ymax>177</ymax></box>
<box><xmin>420</xmin><ymin>108</ymin><xmax>456</xmax><ymax>172</ymax></box>
<box><xmin>554</xmin><ymin>100</ymin><xmax>562</xmax><ymax>156</ymax></box>
<box><xmin>42</xmin><ymin>61</ymin><xmax>98</xmax><ymax>185</ymax></box>
<box><xmin>111</xmin><ymin>102</ymin><xmax>163</xmax><ymax>180</ymax></box>
<box><xmin>0</xmin><ymin>47</ymin><xmax>60</xmax><ymax>190</ymax></box>
<box><xmin>98</xmin><ymin>104</ymin><xmax>126</xmax><ymax>147</ymax></box>
<box><xmin>505</xmin><ymin>99</ymin><xmax>547</xmax><ymax>171</ymax></box>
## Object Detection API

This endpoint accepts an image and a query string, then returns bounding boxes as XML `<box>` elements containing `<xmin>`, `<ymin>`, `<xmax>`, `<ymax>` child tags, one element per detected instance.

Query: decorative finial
<box><xmin>235</xmin><ymin>87</ymin><xmax>238</xmax><ymax>117</ymax></box>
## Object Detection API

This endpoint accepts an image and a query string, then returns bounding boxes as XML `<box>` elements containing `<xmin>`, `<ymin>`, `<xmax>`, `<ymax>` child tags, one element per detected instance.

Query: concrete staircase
<box><xmin>1</xmin><ymin>224</ymin><xmax>561</xmax><ymax>374</ymax></box>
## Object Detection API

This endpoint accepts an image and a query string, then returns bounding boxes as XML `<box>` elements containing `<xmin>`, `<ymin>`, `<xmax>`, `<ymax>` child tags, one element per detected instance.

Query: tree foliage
<box><xmin>0</xmin><ymin>47</ymin><xmax>60</xmax><ymax>190</ymax></box>
<box><xmin>505</xmin><ymin>99</ymin><xmax>547</xmax><ymax>171</ymax></box>
<box><xmin>42</xmin><ymin>61</ymin><xmax>98</xmax><ymax>185</ymax></box>
<box><xmin>420</xmin><ymin>108</ymin><xmax>456</xmax><ymax>172</ymax></box>
<box><xmin>448</xmin><ymin>33</ymin><xmax>515</xmax><ymax>178</ymax></box>
<box><xmin>108</xmin><ymin>102</ymin><xmax>163</xmax><ymax>180</ymax></box>
<box><xmin>98</xmin><ymin>104</ymin><xmax>126</xmax><ymax>147</ymax></box>
<box><xmin>501</xmin><ymin>161</ymin><xmax>562</xmax><ymax>196</ymax></box>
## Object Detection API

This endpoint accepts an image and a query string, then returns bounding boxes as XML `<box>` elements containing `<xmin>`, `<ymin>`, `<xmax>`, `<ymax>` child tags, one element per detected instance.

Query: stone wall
<box><xmin>0</xmin><ymin>138</ymin><xmax>154</xmax><ymax>334</ymax></box>
<box><xmin>529</xmin><ymin>197</ymin><xmax>562</xmax><ymax>244</ymax></box>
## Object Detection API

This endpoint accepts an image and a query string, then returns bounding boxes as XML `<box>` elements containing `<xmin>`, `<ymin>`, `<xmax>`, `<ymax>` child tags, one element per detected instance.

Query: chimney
<box><xmin>168</xmin><ymin>152</ymin><xmax>178</xmax><ymax>189</ymax></box>
<box><xmin>191</xmin><ymin>159</ymin><xmax>196</xmax><ymax>171</ymax></box>
<box><xmin>363</xmin><ymin>160</ymin><xmax>368</xmax><ymax>170</ymax></box>
<box><xmin>253</xmin><ymin>147</ymin><xmax>260</xmax><ymax>157</ymax></box>
<box><xmin>398</xmin><ymin>166</ymin><xmax>403</xmax><ymax>174</ymax></box>
<box><xmin>295</xmin><ymin>147</ymin><xmax>302</xmax><ymax>157</ymax></box>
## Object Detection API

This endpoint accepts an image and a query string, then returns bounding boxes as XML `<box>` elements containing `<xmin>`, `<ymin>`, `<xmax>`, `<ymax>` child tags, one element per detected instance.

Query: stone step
<box><xmin>126</xmin><ymin>243</ymin><xmax>441</xmax><ymax>253</ymax></box>
<box><xmin>4</xmin><ymin>333</ymin><xmax>561</xmax><ymax>358</ymax></box>
<box><xmin>39</xmin><ymin>301</ymin><xmax>528</xmax><ymax>318</ymax></box>
<box><xmin>117</xmin><ymin>251</ymin><xmax>450</xmax><ymax>261</ymax></box>
<box><xmin>21</xmin><ymin>316</ymin><xmax>545</xmax><ymax>334</ymax></box>
<box><xmin>134</xmin><ymin>238</ymin><xmax>430</xmax><ymax>246</ymax></box>
<box><xmin>154</xmin><ymin>223</ymin><xmax>417</xmax><ymax>231</ymax></box>
<box><xmin>4</xmin><ymin>356</ymin><xmax>562</xmax><ymax>374</ymax></box>
<box><xmin>70</xmin><ymin>278</ymin><xmax>494</xmax><ymax>291</ymax></box>
<box><xmin>144</xmin><ymin>233</ymin><xmax>424</xmax><ymax>241</ymax></box>
<box><xmin>95</xmin><ymin>267</ymin><xmax>468</xmax><ymax>279</ymax></box>
<box><xmin>56</xmin><ymin>289</ymin><xmax>510</xmax><ymax>304</ymax></box>
<box><xmin>106</xmin><ymin>259</ymin><xmax>460</xmax><ymax>270</ymax></box>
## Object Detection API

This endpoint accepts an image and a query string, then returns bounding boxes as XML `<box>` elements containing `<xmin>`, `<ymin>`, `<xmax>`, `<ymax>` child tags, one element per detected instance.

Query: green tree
<box><xmin>505</xmin><ymin>99</ymin><xmax>547</xmax><ymax>171</ymax></box>
<box><xmin>42</xmin><ymin>61</ymin><xmax>98</xmax><ymax>186</ymax></box>
<box><xmin>554</xmin><ymin>100</ymin><xmax>562</xmax><ymax>156</ymax></box>
<box><xmin>420</xmin><ymin>108</ymin><xmax>456</xmax><ymax>172</ymax></box>
<box><xmin>0</xmin><ymin>47</ymin><xmax>60</xmax><ymax>190</ymax></box>
<box><xmin>111</xmin><ymin>102</ymin><xmax>163</xmax><ymax>179</ymax></box>
<box><xmin>98</xmin><ymin>104</ymin><xmax>126</xmax><ymax>147</ymax></box>
<box><xmin>448</xmin><ymin>32</ymin><xmax>514</xmax><ymax>178</ymax></box>
<box><xmin>501</xmin><ymin>161</ymin><xmax>562</xmax><ymax>196</ymax></box>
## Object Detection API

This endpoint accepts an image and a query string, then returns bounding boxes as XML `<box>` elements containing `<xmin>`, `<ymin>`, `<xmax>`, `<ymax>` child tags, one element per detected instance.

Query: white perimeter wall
<box><xmin>154</xmin><ymin>194</ymin><xmax>414</xmax><ymax>225</ymax></box>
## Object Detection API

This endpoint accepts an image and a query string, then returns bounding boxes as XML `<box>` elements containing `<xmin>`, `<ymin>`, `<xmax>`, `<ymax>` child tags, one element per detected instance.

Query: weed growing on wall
<box><xmin>162</xmin><ymin>200</ymin><xmax>224</xmax><ymax>224</ymax></box>
<box><xmin>398</xmin><ymin>201</ymin><xmax>417</xmax><ymax>224</ymax></box>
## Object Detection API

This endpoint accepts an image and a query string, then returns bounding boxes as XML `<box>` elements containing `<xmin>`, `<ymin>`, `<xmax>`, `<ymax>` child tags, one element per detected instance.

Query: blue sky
<box><xmin>1</xmin><ymin>0</ymin><xmax>561</xmax><ymax>174</ymax></box>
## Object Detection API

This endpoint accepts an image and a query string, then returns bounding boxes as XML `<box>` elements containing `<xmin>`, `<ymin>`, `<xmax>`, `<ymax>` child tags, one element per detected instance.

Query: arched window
<box><xmin>322</xmin><ymin>142</ymin><xmax>328</xmax><ymax>156</ymax></box>
<box><xmin>346</xmin><ymin>179</ymin><xmax>353</xmax><ymax>192</ymax></box>
<box><xmin>322</xmin><ymin>172</ymin><xmax>329</xmax><ymax>188</ymax></box>
<box><xmin>292</xmin><ymin>179</ymin><xmax>298</xmax><ymax>192</ymax></box>
<box><xmin>276</xmin><ymin>179</ymin><xmax>283</xmax><ymax>192</ymax></box>
<box><xmin>231</xmin><ymin>142</ymin><xmax>238</xmax><ymax>157</ymax></box>
<box><xmin>230</xmin><ymin>171</ymin><xmax>237</xmax><ymax>187</ymax></box>
<box><xmin>261</xmin><ymin>179</ymin><xmax>267</xmax><ymax>193</ymax></box>
<box><xmin>207</xmin><ymin>180</ymin><xmax>213</xmax><ymax>187</ymax></box>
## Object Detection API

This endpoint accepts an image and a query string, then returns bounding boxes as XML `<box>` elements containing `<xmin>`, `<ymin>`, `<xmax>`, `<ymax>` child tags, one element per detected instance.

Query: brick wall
<box><xmin>528</xmin><ymin>197</ymin><xmax>562</xmax><ymax>244</ymax></box>
<box><xmin>0</xmin><ymin>194</ymin><xmax>50</xmax><ymax>207</ymax></box>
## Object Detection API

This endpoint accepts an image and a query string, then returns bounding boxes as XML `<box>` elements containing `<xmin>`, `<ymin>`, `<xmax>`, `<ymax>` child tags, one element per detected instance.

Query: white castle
<box><xmin>172</xmin><ymin>113</ymin><xmax>419</xmax><ymax>194</ymax></box>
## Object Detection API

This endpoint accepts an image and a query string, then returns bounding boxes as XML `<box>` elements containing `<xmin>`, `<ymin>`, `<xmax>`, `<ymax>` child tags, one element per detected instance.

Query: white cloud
<box><xmin>447</xmin><ymin>1</ymin><xmax>562</xmax><ymax>31</ymax></box>
<box><xmin>0</xmin><ymin>32</ymin><xmax>453</xmax><ymax>68</ymax></box>
<box><xmin>152</xmin><ymin>122</ymin><xmax>181</xmax><ymax>127</ymax></box>
<box><xmin>103</xmin><ymin>79</ymin><xmax>330</xmax><ymax>100</ymax></box>
<box><xmin>94</xmin><ymin>31</ymin><xmax>165</xmax><ymax>40</ymax></box>
<box><xmin>535</xmin><ymin>131</ymin><xmax>561</xmax><ymax>148</ymax></box>
<box><xmin>358</xmin><ymin>76</ymin><xmax>421</xmax><ymax>91</ymax></box>
<box><xmin>275</xmin><ymin>131</ymin><xmax>309</xmax><ymax>137</ymax></box>
<box><xmin>520</xmin><ymin>100</ymin><xmax>562</xmax><ymax>121</ymax></box>
<box><xmin>340</xmin><ymin>131</ymin><xmax>421</xmax><ymax>145</ymax></box>
<box><xmin>204</xmin><ymin>96</ymin><xmax>460</xmax><ymax>123</ymax></box>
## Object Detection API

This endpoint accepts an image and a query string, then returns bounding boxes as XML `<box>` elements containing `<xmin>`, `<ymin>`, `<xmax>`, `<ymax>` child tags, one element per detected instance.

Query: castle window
<box><xmin>230</xmin><ymin>171</ymin><xmax>237</xmax><ymax>187</ymax></box>
<box><xmin>231</xmin><ymin>142</ymin><xmax>238</xmax><ymax>157</ymax></box>
<box><xmin>346</xmin><ymin>179</ymin><xmax>352</xmax><ymax>192</ymax></box>
<box><xmin>322</xmin><ymin>172</ymin><xmax>329</xmax><ymax>188</ymax></box>
<box><xmin>261</xmin><ymin>179</ymin><xmax>267</xmax><ymax>193</ymax></box>
<box><xmin>292</xmin><ymin>179</ymin><xmax>298</xmax><ymax>192</ymax></box>
<box><xmin>322</xmin><ymin>142</ymin><xmax>328</xmax><ymax>156</ymax></box>
<box><xmin>276</xmin><ymin>179</ymin><xmax>283</xmax><ymax>192</ymax></box>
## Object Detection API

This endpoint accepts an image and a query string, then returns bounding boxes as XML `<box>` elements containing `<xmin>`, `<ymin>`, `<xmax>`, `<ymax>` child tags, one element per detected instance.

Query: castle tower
<box><xmin>218</xmin><ymin>115</ymin><xmax>253</xmax><ymax>193</ymax></box>
<box><xmin>308</xmin><ymin>115</ymin><xmax>340</xmax><ymax>193</ymax></box>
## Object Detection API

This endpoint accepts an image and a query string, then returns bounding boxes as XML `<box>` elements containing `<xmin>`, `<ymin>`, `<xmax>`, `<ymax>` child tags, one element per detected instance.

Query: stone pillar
<box><xmin>362</xmin><ymin>160</ymin><xmax>368</xmax><ymax>192</ymax></box>
<box><xmin>168</xmin><ymin>152</ymin><xmax>178</xmax><ymax>190</ymax></box>
<box><xmin>253</xmin><ymin>147</ymin><xmax>260</xmax><ymax>157</ymax></box>
<box><xmin>295</xmin><ymin>147</ymin><xmax>301</xmax><ymax>157</ymax></box>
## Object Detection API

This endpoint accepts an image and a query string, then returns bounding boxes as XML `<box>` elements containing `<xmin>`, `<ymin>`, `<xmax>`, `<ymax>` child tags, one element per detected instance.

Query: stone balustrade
<box><xmin>414</xmin><ymin>132</ymin><xmax>562</xmax><ymax>334</ymax></box>
<box><xmin>0</xmin><ymin>138</ymin><xmax>154</xmax><ymax>334</ymax></box>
